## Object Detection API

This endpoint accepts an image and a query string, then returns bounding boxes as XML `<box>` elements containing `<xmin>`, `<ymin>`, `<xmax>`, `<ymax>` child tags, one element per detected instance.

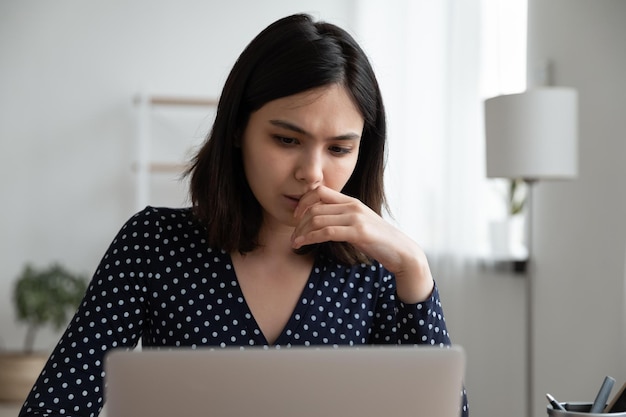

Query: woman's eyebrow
<box><xmin>269</xmin><ymin>119</ymin><xmax>360</xmax><ymax>140</ymax></box>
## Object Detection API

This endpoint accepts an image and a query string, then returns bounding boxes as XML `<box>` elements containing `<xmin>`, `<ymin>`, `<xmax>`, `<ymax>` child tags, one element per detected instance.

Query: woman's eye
<box><xmin>329</xmin><ymin>145</ymin><xmax>351</xmax><ymax>155</ymax></box>
<box><xmin>274</xmin><ymin>135</ymin><xmax>298</xmax><ymax>145</ymax></box>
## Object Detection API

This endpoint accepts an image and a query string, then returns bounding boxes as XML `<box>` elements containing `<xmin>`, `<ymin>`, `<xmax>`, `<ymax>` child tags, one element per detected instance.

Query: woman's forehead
<box><xmin>252</xmin><ymin>84</ymin><xmax>364</xmax><ymax>135</ymax></box>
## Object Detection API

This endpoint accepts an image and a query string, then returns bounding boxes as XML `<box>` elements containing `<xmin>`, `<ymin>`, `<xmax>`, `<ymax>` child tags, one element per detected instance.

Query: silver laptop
<box><xmin>105</xmin><ymin>345</ymin><xmax>465</xmax><ymax>417</ymax></box>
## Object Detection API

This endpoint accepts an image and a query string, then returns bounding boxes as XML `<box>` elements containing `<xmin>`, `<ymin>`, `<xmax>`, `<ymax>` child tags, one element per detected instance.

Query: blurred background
<box><xmin>1</xmin><ymin>1</ymin><xmax>625</xmax><ymax>416</ymax></box>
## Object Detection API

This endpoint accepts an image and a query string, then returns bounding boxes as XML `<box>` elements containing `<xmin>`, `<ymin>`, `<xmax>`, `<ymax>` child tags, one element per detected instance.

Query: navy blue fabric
<box><xmin>19</xmin><ymin>206</ymin><xmax>468</xmax><ymax>417</ymax></box>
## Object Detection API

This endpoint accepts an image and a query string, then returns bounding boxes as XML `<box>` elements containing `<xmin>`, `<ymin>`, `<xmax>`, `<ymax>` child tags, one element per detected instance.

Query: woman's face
<box><xmin>241</xmin><ymin>83</ymin><xmax>364</xmax><ymax>230</ymax></box>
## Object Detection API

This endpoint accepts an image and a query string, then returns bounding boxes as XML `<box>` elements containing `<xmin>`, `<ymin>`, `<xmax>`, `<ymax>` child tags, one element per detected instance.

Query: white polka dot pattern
<box><xmin>19</xmin><ymin>207</ymin><xmax>467</xmax><ymax>417</ymax></box>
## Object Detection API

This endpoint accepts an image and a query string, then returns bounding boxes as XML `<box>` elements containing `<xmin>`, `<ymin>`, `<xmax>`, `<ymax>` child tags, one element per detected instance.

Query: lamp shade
<box><xmin>485</xmin><ymin>87</ymin><xmax>578</xmax><ymax>180</ymax></box>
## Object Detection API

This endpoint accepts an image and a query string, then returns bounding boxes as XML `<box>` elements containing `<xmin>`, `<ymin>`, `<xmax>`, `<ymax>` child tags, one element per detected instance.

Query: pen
<box><xmin>546</xmin><ymin>393</ymin><xmax>567</xmax><ymax>411</ymax></box>
<box><xmin>590</xmin><ymin>375</ymin><xmax>616</xmax><ymax>414</ymax></box>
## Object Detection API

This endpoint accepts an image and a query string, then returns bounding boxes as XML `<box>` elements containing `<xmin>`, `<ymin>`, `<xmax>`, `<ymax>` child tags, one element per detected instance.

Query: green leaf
<box><xmin>12</xmin><ymin>263</ymin><xmax>88</xmax><ymax>351</ymax></box>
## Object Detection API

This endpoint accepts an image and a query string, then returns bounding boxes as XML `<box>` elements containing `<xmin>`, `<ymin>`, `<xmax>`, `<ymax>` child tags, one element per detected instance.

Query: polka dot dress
<box><xmin>19</xmin><ymin>206</ymin><xmax>468</xmax><ymax>417</ymax></box>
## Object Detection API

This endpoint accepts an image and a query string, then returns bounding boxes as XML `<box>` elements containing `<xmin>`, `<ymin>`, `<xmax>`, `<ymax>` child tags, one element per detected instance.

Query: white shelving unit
<box><xmin>133</xmin><ymin>94</ymin><xmax>218</xmax><ymax>210</ymax></box>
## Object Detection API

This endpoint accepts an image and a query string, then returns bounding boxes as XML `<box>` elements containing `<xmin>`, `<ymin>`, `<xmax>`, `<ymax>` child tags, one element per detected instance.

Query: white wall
<box><xmin>528</xmin><ymin>1</ymin><xmax>626</xmax><ymax>416</ymax></box>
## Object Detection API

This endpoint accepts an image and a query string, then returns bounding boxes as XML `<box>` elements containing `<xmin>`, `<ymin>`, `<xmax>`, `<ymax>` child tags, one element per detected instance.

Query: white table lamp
<box><xmin>484</xmin><ymin>86</ymin><xmax>578</xmax><ymax>417</ymax></box>
<box><xmin>486</xmin><ymin>87</ymin><xmax>578</xmax><ymax>181</ymax></box>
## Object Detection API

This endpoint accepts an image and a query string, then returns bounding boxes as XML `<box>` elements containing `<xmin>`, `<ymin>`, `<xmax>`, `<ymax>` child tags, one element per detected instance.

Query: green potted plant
<box><xmin>0</xmin><ymin>263</ymin><xmax>88</xmax><ymax>403</ymax></box>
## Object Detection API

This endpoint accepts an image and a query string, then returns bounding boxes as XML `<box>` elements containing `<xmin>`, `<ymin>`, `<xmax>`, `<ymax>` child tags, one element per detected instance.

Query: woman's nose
<box><xmin>295</xmin><ymin>151</ymin><xmax>323</xmax><ymax>185</ymax></box>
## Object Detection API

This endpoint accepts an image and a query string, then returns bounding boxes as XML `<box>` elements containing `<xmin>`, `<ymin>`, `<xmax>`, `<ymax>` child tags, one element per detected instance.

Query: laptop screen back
<box><xmin>105</xmin><ymin>345</ymin><xmax>465</xmax><ymax>417</ymax></box>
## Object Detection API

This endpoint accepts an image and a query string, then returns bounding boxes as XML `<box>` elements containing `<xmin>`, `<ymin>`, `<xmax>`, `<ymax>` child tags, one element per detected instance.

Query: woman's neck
<box><xmin>231</xmin><ymin>224</ymin><xmax>315</xmax><ymax>277</ymax></box>
<box><xmin>255</xmin><ymin>221</ymin><xmax>297</xmax><ymax>257</ymax></box>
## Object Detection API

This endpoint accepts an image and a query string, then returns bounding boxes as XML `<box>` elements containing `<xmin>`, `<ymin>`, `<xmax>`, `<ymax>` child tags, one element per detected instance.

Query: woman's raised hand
<box><xmin>292</xmin><ymin>186</ymin><xmax>434</xmax><ymax>303</ymax></box>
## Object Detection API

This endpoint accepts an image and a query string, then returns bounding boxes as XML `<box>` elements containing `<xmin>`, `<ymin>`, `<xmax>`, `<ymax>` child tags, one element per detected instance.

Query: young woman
<box><xmin>20</xmin><ymin>13</ymin><xmax>468</xmax><ymax>417</ymax></box>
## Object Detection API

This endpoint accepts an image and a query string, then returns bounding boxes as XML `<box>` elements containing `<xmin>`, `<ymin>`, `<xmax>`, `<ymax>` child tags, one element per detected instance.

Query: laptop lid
<box><xmin>105</xmin><ymin>345</ymin><xmax>465</xmax><ymax>417</ymax></box>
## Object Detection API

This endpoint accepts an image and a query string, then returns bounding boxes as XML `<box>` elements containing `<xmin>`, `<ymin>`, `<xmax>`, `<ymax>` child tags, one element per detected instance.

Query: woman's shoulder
<box><xmin>119</xmin><ymin>206</ymin><xmax>202</xmax><ymax>235</ymax></box>
<box><xmin>133</xmin><ymin>205</ymin><xmax>193</xmax><ymax>218</ymax></box>
<box><xmin>127</xmin><ymin>206</ymin><xmax>196</xmax><ymax>224</ymax></box>
<box><xmin>114</xmin><ymin>206</ymin><xmax>223</xmax><ymax>256</ymax></box>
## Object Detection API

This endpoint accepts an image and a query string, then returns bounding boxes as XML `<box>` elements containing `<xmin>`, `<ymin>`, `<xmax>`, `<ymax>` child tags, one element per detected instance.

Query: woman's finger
<box><xmin>293</xmin><ymin>185</ymin><xmax>352</xmax><ymax>219</ymax></box>
<box><xmin>293</xmin><ymin>219</ymin><xmax>365</xmax><ymax>249</ymax></box>
<box><xmin>292</xmin><ymin>204</ymin><xmax>371</xmax><ymax>249</ymax></box>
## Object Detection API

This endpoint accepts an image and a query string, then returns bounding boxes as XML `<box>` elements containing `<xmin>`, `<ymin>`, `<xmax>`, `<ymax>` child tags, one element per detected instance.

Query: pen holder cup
<box><xmin>547</xmin><ymin>402</ymin><xmax>626</xmax><ymax>416</ymax></box>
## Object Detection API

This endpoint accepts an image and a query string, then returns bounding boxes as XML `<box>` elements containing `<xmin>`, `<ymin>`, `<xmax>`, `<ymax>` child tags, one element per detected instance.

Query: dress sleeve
<box><xmin>396</xmin><ymin>286</ymin><xmax>469</xmax><ymax>417</ymax></box>
<box><xmin>396</xmin><ymin>285</ymin><xmax>451</xmax><ymax>346</ymax></box>
<box><xmin>368</xmin><ymin>267</ymin><xmax>451</xmax><ymax>346</ymax></box>
<box><xmin>18</xmin><ymin>209</ymin><xmax>156</xmax><ymax>417</ymax></box>
<box><xmin>368</xmin><ymin>269</ymin><xmax>469</xmax><ymax>417</ymax></box>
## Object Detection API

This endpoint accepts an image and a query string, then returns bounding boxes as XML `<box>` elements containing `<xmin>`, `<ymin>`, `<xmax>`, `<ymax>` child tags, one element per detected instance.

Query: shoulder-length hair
<box><xmin>187</xmin><ymin>13</ymin><xmax>387</xmax><ymax>265</ymax></box>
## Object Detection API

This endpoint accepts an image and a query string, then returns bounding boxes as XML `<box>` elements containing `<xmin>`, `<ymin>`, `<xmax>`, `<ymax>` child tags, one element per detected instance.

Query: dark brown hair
<box><xmin>186</xmin><ymin>13</ymin><xmax>387</xmax><ymax>265</ymax></box>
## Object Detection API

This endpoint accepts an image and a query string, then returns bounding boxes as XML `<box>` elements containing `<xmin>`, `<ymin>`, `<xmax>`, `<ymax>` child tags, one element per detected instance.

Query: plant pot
<box><xmin>0</xmin><ymin>352</ymin><xmax>48</xmax><ymax>403</ymax></box>
<box><xmin>489</xmin><ymin>215</ymin><xmax>527</xmax><ymax>259</ymax></box>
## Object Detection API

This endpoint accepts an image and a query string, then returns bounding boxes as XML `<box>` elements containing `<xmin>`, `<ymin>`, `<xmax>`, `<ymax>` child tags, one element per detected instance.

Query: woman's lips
<box><xmin>284</xmin><ymin>195</ymin><xmax>301</xmax><ymax>209</ymax></box>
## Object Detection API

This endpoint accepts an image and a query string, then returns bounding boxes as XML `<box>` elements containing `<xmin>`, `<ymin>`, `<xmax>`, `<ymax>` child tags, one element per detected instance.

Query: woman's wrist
<box><xmin>393</xmin><ymin>249</ymin><xmax>435</xmax><ymax>304</ymax></box>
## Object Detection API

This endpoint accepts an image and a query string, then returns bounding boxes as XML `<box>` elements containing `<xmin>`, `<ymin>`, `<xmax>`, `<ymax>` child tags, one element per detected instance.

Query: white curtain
<box><xmin>353</xmin><ymin>5</ymin><xmax>529</xmax><ymax>415</ymax></box>
<box><xmin>353</xmin><ymin>4</ymin><xmax>529</xmax><ymax>414</ymax></box>
<box><xmin>353</xmin><ymin>0</ymin><xmax>527</xmax><ymax>273</ymax></box>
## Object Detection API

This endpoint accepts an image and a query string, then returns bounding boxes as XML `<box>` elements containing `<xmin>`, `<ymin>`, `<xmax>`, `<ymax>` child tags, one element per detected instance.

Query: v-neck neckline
<box><xmin>227</xmin><ymin>252</ymin><xmax>324</xmax><ymax>346</ymax></box>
